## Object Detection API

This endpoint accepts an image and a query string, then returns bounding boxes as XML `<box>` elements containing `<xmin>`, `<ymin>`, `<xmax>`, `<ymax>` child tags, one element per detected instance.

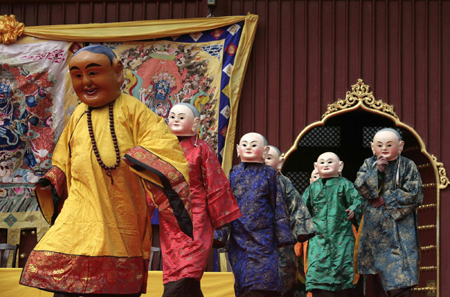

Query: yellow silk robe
<box><xmin>20</xmin><ymin>93</ymin><xmax>192</xmax><ymax>295</ymax></box>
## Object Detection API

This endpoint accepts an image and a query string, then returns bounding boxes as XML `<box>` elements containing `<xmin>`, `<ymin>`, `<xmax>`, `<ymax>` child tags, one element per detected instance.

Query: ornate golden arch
<box><xmin>283</xmin><ymin>79</ymin><xmax>447</xmax><ymax>296</ymax></box>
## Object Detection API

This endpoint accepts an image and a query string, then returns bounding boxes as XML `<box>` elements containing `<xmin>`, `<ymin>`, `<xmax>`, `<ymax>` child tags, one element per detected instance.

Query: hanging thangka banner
<box><xmin>98</xmin><ymin>22</ymin><xmax>243</xmax><ymax>161</ymax></box>
<box><xmin>0</xmin><ymin>41</ymin><xmax>68</xmax><ymax>212</ymax></box>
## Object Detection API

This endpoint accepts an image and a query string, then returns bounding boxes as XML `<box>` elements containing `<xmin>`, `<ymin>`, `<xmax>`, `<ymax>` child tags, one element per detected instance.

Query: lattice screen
<box><xmin>285</xmin><ymin>171</ymin><xmax>311</xmax><ymax>194</ymax></box>
<box><xmin>298</xmin><ymin>126</ymin><xmax>341</xmax><ymax>147</ymax></box>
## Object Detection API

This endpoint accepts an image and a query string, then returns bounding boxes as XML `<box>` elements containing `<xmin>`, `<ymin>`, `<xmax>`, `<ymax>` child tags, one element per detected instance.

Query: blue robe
<box><xmin>215</xmin><ymin>163</ymin><xmax>293</xmax><ymax>296</ymax></box>
<box><xmin>278</xmin><ymin>174</ymin><xmax>315</xmax><ymax>294</ymax></box>
<box><xmin>354</xmin><ymin>155</ymin><xmax>423</xmax><ymax>291</ymax></box>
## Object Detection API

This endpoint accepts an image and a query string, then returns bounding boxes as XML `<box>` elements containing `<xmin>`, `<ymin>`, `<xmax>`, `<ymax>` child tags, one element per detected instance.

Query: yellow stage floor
<box><xmin>0</xmin><ymin>269</ymin><xmax>236</xmax><ymax>297</ymax></box>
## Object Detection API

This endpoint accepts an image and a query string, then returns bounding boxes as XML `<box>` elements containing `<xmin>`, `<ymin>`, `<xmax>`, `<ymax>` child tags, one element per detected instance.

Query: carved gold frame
<box><xmin>284</xmin><ymin>79</ymin><xmax>448</xmax><ymax>296</ymax></box>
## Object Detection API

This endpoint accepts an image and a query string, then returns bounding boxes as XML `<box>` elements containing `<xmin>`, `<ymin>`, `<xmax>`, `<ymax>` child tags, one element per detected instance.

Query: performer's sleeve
<box><xmin>383</xmin><ymin>162</ymin><xmax>423</xmax><ymax>221</ymax></box>
<box><xmin>35</xmin><ymin>168</ymin><xmax>68</xmax><ymax>225</ymax></box>
<box><xmin>283</xmin><ymin>177</ymin><xmax>315</xmax><ymax>242</ymax></box>
<box><xmin>124</xmin><ymin>104</ymin><xmax>193</xmax><ymax>238</ymax></box>
<box><xmin>213</xmin><ymin>167</ymin><xmax>237</xmax><ymax>248</ymax></box>
<box><xmin>202</xmin><ymin>145</ymin><xmax>241</xmax><ymax>228</ymax></box>
<box><xmin>354</xmin><ymin>158</ymin><xmax>380</xmax><ymax>200</ymax></box>
<box><xmin>345</xmin><ymin>182</ymin><xmax>365</xmax><ymax>228</ymax></box>
<box><xmin>271</xmin><ymin>172</ymin><xmax>294</xmax><ymax>246</ymax></box>
<box><xmin>35</xmin><ymin>108</ymin><xmax>80</xmax><ymax>225</ymax></box>
<box><xmin>303</xmin><ymin>185</ymin><xmax>313</xmax><ymax>215</ymax></box>
<box><xmin>146</xmin><ymin>192</ymin><xmax>157</xmax><ymax>219</ymax></box>
<box><xmin>213</xmin><ymin>225</ymin><xmax>231</xmax><ymax>248</ymax></box>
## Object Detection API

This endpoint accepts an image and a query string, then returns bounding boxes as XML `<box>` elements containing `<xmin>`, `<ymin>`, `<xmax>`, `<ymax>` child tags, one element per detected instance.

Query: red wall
<box><xmin>2</xmin><ymin>0</ymin><xmax>449</xmax><ymax>291</ymax></box>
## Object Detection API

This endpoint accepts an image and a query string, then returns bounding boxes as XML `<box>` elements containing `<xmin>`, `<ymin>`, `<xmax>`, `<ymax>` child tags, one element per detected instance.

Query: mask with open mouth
<box><xmin>69</xmin><ymin>49</ymin><xmax>124</xmax><ymax>107</ymax></box>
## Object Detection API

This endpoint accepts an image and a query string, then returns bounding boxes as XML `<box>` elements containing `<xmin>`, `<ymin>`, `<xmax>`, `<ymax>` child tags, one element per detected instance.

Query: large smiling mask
<box><xmin>69</xmin><ymin>45</ymin><xmax>124</xmax><ymax>107</ymax></box>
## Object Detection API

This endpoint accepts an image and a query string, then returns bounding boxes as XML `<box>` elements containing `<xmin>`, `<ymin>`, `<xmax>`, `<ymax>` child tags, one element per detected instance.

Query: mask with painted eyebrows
<box><xmin>69</xmin><ymin>47</ymin><xmax>124</xmax><ymax>107</ymax></box>
<box><xmin>265</xmin><ymin>145</ymin><xmax>282</xmax><ymax>170</ymax></box>
<box><xmin>314</xmin><ymin>152</ymin><xmax>343</xmax><ymax>179</ymax></box>
<box><xmin>168</xmin><ymin>103</ymin><xmax>201</xmax><ymax>136</ymax></box>
<box><xmin>237</xmin><ymin>132</ymin><xmax>269</xmax><ymax>163</ymax></box>
<box><xmin>371</xmin><ymin>130</ymin><xmax>405</xmax><ymax>161</ymax></box>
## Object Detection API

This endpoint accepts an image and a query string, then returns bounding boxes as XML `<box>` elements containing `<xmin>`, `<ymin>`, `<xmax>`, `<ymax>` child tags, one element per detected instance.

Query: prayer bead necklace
<box><xmin>87</xmin><ymin>103</ymin><xmax>120</xmax><ymax>184</ymax></box>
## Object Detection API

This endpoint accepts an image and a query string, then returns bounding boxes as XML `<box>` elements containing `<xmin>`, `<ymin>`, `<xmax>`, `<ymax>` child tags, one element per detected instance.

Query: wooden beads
<box><xmin>87</xmin><ymin>103</ymin><xmax>120</xmax><ymax>184</ymax></box>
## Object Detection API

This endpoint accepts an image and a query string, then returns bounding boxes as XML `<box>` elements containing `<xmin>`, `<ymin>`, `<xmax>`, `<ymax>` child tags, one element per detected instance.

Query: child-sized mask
<box><xmin>237</xmin><ymin>132</ymin><xmax>269</xmax><ymax>163</ymax></box>
<box><xmin>69</xmin><ymin>45</ymin><xmax>124</xmax><ymax>107</ymax></box>
<box><xmin>265</xmin><ymin>145</ymin><xmax>284</xmax><ymax>171</ymax></box>
<box><xmin>371</xmin><ymin>129</ymin><xmax>404</xmax><ymax>161</ymax></box>
<box><xmin>168</xmin><ymin>103</ymin><xmax>201</xmax><ymax>136</ymax></box>
<box><xmin>310</xmin><ymin>169</ymin><xmax>320</xmax><ymax>184</ymax></box>
<box><xmin>314</xmin><ymin>152</ymin><xmax>343</xmax><ymax>179</ymax></box>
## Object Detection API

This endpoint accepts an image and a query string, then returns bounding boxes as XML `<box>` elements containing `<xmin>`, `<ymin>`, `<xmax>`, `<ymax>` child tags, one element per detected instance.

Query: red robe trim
<box><xmin>126</xmin><ymin>146</ymin><xmax>193</xmax><ymax>238</ymax></box>
<box><xmin>21</xmin><ymin>251</ymin><xmax>149</xmax><ymax>294</ymax></box>
<box><xmin>35</xmin><ymin>166</ymin><xmax>67</xmax><ymax>225</ymax></box>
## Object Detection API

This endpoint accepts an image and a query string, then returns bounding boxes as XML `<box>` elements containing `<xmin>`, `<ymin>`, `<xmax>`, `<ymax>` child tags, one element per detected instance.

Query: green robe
<box><xmin>303</xmin><ymin>177</ymin><xmax>364</xmax><ymax>292</ymax></box>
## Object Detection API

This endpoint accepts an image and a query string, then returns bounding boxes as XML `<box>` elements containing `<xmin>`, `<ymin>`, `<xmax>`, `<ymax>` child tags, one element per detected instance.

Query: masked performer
<box><xmin>20</xmin><ymin>45</ymin><xmax>193</xmax><ymax>297</ymax></box>
<box><xmin>214</xmin><ymin>132</ymin><xmax>293</xmax><ymax>297</ymax></box>
<box><xmin>303</xmin><ymin>152</ymin><xmax>364</xmax><ymax>297</ymax></box>
<box><xmin>159</xmin><ymin>103</ymin><xmax>241</xmax><ymax>297</ymax></box>
<box><xmin>354</xmin><ymin>128</ymin><xmax>423</xmax><ymax>297</ymax></box>
<box><xmin>265</xmin><ymin>145</ymin><xmax>315</xmax><ymax>297</ymax></box>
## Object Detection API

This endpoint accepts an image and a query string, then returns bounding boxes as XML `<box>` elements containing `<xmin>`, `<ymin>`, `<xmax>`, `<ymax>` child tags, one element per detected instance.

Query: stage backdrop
<box><xmin>2</xmin><ymin>0</ymin><xmax>448</xmax><ymax>294</ymax></box>
<box><xmin>0</xmin><ymin>40</ymin><xmax>72</xmax><ymax>254</ymax></box>
<box><xmin>0</xmin><ymin>15</ymin><xmax>258</xmax><ymax>266</ymax></box>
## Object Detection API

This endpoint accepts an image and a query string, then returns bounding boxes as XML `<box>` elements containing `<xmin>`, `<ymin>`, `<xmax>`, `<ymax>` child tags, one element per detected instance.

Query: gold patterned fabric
<box><xmin>354</xmin><ymin>156</ymin><xmax>423</xmax><ymax>291</ymax></box>
<box><xmin>18</xmin><ymin>14</ymin><xmax>258</xmax><ymax>175</ymax></box>
<box><xmin>0</xmin><ymin>15</ymin><xmax>24</xmax><ymax>44</ymax></box>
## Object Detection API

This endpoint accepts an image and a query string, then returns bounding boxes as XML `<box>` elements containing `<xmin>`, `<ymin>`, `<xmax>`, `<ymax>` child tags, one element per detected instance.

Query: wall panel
<box><xmin>1</xmin><ymin>0</ymin><xmax>449</xmax><ymax>291</ymax></box>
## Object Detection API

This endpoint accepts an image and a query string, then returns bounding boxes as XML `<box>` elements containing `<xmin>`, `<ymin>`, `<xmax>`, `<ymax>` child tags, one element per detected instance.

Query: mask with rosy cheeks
<box><xmin>314</xmin><ymin>152</ymin><xmax>343</xmax><ymax>179</ymax></box>
<box><xmin>168</xmin><ymin>104</ymin><xmax>201</xmax><ymax>136</ymax></box>
<box><xmin>236</xmin><ymin>133</ymin><xmax>269</xmax><ymax>163</ymax></box>
<box><xmin>69</xmin><ymin>51</ymin><xmax>124</xmax><ymax>107</ymax></box>
<box><xmin>265</xmin><ymin>146</ymin><xmax>282</xmax><ymax>170</ymax></box>
<box><xmin>371</xmin><ymin>131</ymin><xmax>404</xmax><ymax>161</ymax></box>
<box><xmin>310</xmin><ymin>169</ymin><xmax>320</xmax><ymax>184</ymax></box>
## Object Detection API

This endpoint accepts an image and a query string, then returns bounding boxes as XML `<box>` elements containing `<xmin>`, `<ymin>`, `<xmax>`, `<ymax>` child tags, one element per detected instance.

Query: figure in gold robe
<box><xmin>20</xmin><ymin>45</ymin><xmax>193</xmax><ymax>297</ymax></box>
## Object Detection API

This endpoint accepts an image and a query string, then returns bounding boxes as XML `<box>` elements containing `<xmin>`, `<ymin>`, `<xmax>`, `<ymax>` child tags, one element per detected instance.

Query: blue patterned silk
<box><xmin>278</xmin><ymin>174</ymin><xmax>315</xmax><ymax>294</ymax></box>
<box><xmin>215</xmin><ymin>163</ymin><xmax>294</xmax><ymax>296</ymax></box>
<box><xmin>354</xmin><ymin>155</ymin><xmax>423</xmax><ymax>291</ymax></box>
